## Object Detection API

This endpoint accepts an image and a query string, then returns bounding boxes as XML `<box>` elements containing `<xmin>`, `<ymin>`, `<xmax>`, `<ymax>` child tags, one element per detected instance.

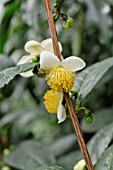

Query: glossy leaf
<box><xmin>73</xmin><ymin>57</ymin><xmax>113</xmax><ymax>99</ymax></box>
<box><xmin>0</xmin><ymin>62</ymin><xmax>38</xmax><ymax>89</ymax></box>
<box><xmin>87</xmin><ymin>123</ymin><xmax>113</xmax><ymax>165</ymax></box>
<box><xmin>50</xmin><ymin>134</ymin><xmax>77</xmax><ymax>157</ymax></box>
<box><xmin>58</xmin><ymin>150</ymin><xmax>82</xmax><ymax>170</ymax></box>
<box><xmin>4</xmin><ymin>140</ymin><xmax>56</xmax><ymax>170</ymax></box>
<box><xmin>95</xmin><ymin>144</ymin><xmax>113</xmax><ymax>170</ymax></box>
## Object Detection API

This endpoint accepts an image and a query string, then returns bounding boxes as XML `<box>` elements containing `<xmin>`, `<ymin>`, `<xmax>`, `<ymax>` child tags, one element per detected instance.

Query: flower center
<box><xmin>44</xmin><ymin>90</ymin><xmax>60</xmax><ymax>114</ymax></box>
<box><xmin>46</xmin><ymin>67</ymin><xmax>75</xmax><ymax>92</ymax></box>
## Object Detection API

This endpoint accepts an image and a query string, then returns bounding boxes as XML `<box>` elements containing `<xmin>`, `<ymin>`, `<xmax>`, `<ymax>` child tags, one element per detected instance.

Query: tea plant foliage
<box><xmin>0</xmin><ymin>0</ymin><xmax>113</xmax><ymax>170</ymax></box>
<box><xmin>73</xmin><ymin>57</ymin><xmax>113</xmax><ymax>99</ymax></box>
<box><xmin>0</xmin><ymin>62</ymin><xmax>38</xmax><ymax>89</ymax></box>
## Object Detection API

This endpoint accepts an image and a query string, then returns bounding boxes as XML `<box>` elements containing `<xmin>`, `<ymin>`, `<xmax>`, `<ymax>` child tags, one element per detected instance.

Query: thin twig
<box><xmin>43</xmin><ymin>0</ymin><xmax>94</xmax><ymax>169</ymax></box>
<box><xmin>44</xmin><ymin>0</ymin><xmax>61</xmax><ymax>60</ymax></box>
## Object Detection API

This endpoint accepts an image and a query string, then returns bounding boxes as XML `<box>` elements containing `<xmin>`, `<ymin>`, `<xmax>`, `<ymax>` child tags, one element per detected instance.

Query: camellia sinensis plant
<box><xmin>0</xmin><ymin>0</ymin><xmax>113</xmax><ymax>170</ymax></box>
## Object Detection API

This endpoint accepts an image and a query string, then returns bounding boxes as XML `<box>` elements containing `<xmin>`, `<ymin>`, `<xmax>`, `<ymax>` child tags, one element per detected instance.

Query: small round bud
<box><xmin>84</xmin><ymin>114</ymin><xmax>93</xmax><ymax>124</ymax></box>
<box><xmin>3</xmin><ymin>149</ymin><xmax>10</xmax><ymax>155</ymax></box>
<box><xmin>9</xmin><ymin>144</ymin><xmax>14</xmax><ymax>150</ymax></box>
<box><xmin>1</xmin><ymin>166</ymin><xmax>11</xmax><ymax>170</ymax></box>
<box><xmin>32</xmin><ymin>56</ymin><xmax>38</xmax><ymax>63</ymax></box>
<box><xmin>63</xmin><ymin>17</ymin><xmax>74</xmax><ymax>29</ymax></box>
<box><xmin>32</xmin><ymin>54</ymin><xmax>40</xmax><ymax>63</ymax></box>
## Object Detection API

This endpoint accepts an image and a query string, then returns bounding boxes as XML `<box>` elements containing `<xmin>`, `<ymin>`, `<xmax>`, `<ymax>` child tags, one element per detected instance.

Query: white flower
<box><xmin>43</xmin><ymin>51</ymin><xmax>85</xmax><ymax>123</ymax></box>
<box><xmin>40</xmin><ymin>51</ymin><xmax>86</xmax><ymax>92</ymax></box>
<box><xmin>17</xmin><ymin>38</ymin><xmax>62</xmax><ymax>77</ymax></box>
<box><xmin>40</xmin><ymin>50</ymin><xmax>85</xmax><ymax>72</ymax></box>
<box><xmin>73</xmin><ymin>159</ymin><xmax>86</xmax><ymax>170</ymax></box>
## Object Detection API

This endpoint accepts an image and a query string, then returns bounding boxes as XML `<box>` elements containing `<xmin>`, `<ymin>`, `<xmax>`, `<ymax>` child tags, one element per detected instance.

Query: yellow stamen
<box><xmin>44</xmin><ymin>90</ymin><xmax>60</xmax><ymax>114</ymax></box>
<box><xmin>46</xmin><ymin>67</ymin><xmax>75</xmax><ymax>92</ymax></box>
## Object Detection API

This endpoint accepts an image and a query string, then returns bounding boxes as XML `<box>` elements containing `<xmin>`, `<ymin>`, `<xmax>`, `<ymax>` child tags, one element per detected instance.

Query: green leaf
<box><xmin>0</xmin><ymin>1</ymin><xmax>20</xmax><ymax>53</ymax></box>
<box><xmin>95</xmin><ymin>144</ymin><xmax>113</xmax><ymax>170</ymax></box>
<box><xmin>87</xmin><ymin>122</ymin><xmax>113</xmax><ymax>165</ymax></box>
<box><xmin>25</xmin><ymin>117</ymin><xmax>56</xmax><ymax>140</ymax></box>
<box><xmin>4</xmin><ymin>140</ymin><xmax>56</xmax><ymax>170</ymax></box>
<box><xmin>81</xmin><ymin>107</ymin><xmax>113</xmax><ymax>133</ymax></box>
<box><xmin>58</xmin><ymin>150</ymin><xmax>82</xmax><ymax>170</ymax></box>
<box><xmin>37</xmin><ymin>166</ymin><xmax>67</xmax><ymax>170</ymax></box>
<box><xmin>0</xmin><ymin>106</ymin><xmax>39</xmax><ymax>128</ymax></box>
<box><xmin>0</xmin><ymin>62</ymin><xmax>38</xmax><ymax>89</ymax></box>
<box><xmin>50</xmin><ymin>134</ymin><xmax>77</xmax><ymax>157</ymax></box>
<box><xmin>72</xmin><ymin>57</ymin><xmax>113</xmax><ymax>99</ymax></box>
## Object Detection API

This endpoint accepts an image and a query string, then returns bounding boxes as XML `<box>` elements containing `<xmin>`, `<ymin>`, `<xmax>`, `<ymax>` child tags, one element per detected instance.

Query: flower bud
<box><xmin>32</xmin><ymin>54</ymin><xmax>40</xmax><ymax>63</ymax></box>
<box><xmin>32</xmin><ymin>56</ymin><xmax>38</xmax><ymax>63</ymax></box>
<box><xmin>63</xmin><ymin>17</ymin><xmax>74</xmax><ymax>29</ymax></box>
<box><xmin>74</xmin><ymin>159</ymin><xmax>87</xmax><ymax>170</ymax></box>
<box><xmin>1</xmin><ymin>166</ymin><xmax>11</xmax><ymax>170</ymax></box>
<box><xmin>3</xmin><ymin>149</ymin><xmax>10</xmax><ymax>156</ymax></box>
<box><xmin>84</xmin><ymin>114</ymin><xmax>93</xmax><ymax>124</ymax></box>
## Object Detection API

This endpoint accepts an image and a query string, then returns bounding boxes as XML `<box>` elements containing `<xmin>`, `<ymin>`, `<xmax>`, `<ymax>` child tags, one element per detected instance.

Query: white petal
<box><xmin>57</xmin><ymin>100</ymin><xmax>66</xmax><ymax>123</ymax></box>
<box><xmin>25</xmin><ymin>40</ymin><xmax>44</xmax><ymax>55</ymax></box>
<box><xmin>19</xmin><ymin>70</ymin><xmax>34</xmax><ymax>77</ymax></box>
<box><xmin>41</xmin><ymin>38</ymin><xmax>62</xmax><ymax>53</ymax></box>
<box><xmin>57</xmin><ymin>92</ymin><xmax>63</xmax><ymax>100</ymax></box>
<box><xmin>40</xmin><ymin>51</ymin><xmax>60</xmax><ymax>70</ymax></box>
<box><xmin>74</xmin><ymin>159</ymin><xmax>86</xmax><ymax>170</ymax></box>
<box><xmin>58</xmin><ymin>42</ymin><xmax>63</xmax><ymax>53</ymax></box>
<box><xmin>61</xmin><ymin>56</ymin><xmax>86</xmax><ymax>72</ymax></box>
<box><xmin>17</xmin><ymin>55</ymin><xmax>32</xmax><ymax>65</ymax></box>
<box><xmin>17</xmin><ymin>55</ymin><xmax>34</xmax><ymax>77</ymax></box>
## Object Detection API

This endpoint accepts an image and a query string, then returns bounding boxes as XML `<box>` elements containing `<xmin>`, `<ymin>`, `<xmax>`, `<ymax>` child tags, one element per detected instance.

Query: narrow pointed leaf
<box><xmin>95</xmin><ymin>145</ymin><xmax>113</xmax><ymax>170</ymax></box>
<box><xmin>4</xmin><ymin>140</ymin><xmax>56</xmax><ymax>170</ymax></box>
<box><xmin>58</xmin><ymin>150</ymin><xmax>82</xmax><ymax>170</ymax></box>
<box><xmin>73</xmin><ymin>57</ymin><xmax>113</xmax><ymax>99</ymax></box>
<box><xmin>50</xmin><ymin>134</ymin><xmax>77</xmax><ymax>157</ymax></box>
<box><xmin>87</xmin><ymin>123</ymin><xmax>113</xmax><ymax>165</ymax></box>
<box><xmin>0</xmin><ymin>62</ymin><xmax>38</xmax><ymax>89</ymax></box>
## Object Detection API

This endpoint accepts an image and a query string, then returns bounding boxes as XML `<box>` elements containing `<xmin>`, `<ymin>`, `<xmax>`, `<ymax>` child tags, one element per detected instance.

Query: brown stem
<box><xmin>43</xmin><ymin>0</ymin><xmax>94</xmax><ymax>169</ymax></box>
<box><xmin>44</xmin><ymin>0</ymin><xmax>61</xmax><ymax>60</ymax></box>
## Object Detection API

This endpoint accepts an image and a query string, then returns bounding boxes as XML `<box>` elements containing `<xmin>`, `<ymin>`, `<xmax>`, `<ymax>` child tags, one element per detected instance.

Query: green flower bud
<box><xmin>32</xmin><ymin>56</ymin><xmax>37</xmax><ymax>63</ymax></box>
<box><xmin>32</xmin><ymin>54</ymin><xmax>40</xmax><ymax>63</ymax></box>
<box><xmin>3</xmin><ymin>149</ymin><xmax>10</xmax><ymax>156</ymax></box>
<box><xmin>84</xmin><ymin>114</ymin><xmax>93</xmax><ymax>124</ymax></box>
<box><xmin>9</xmin><ymin>144</ymin><xmax>14</xmax><ymax>150</ymax></box>
<box><xmin>63</xmin><ymin>17</ymin><xmax>74</xmax><ymax>29</ymax></box>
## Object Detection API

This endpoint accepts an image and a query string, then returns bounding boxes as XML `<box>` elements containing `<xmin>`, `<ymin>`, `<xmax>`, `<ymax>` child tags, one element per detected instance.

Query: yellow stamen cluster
<box><xmin>46</xmin><ymin>67</ymin><xmax>75</xmax><ymax>92</ymax></box>
<box><xmin>44</xmin><ymin>90</ymin><xmax>60</xmax><ymax>114</ymax></box>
